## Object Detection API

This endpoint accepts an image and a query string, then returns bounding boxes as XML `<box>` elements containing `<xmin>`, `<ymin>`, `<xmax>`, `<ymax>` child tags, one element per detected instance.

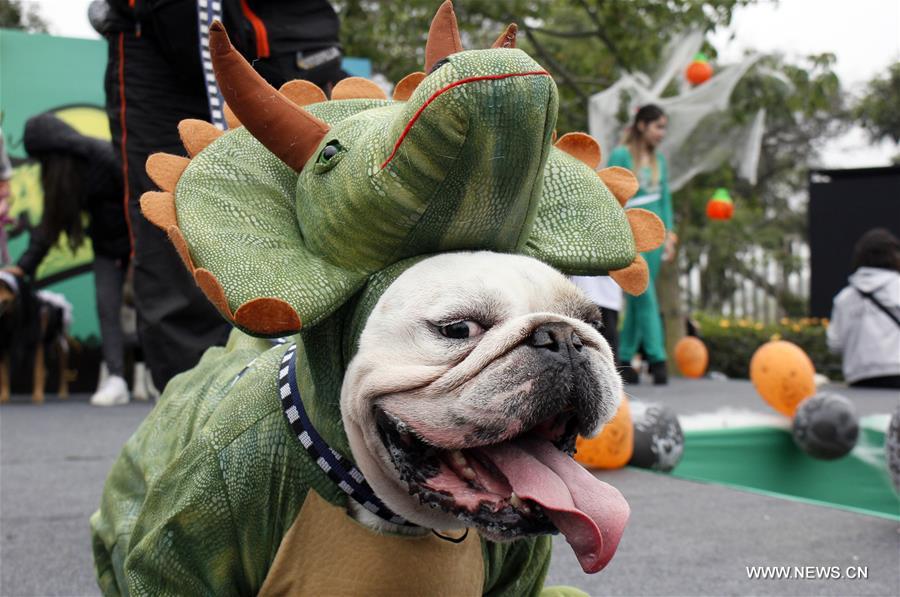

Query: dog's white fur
<box><xmin>341</xmin><ymin>252</ymin><xmax>622</xmax><ymax>533</ymax></box>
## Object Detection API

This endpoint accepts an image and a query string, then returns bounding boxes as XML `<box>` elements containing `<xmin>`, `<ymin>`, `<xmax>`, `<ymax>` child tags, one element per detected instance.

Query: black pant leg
<box><xmin>105</xmin><ymin>31</ymin><xmax>231</xmax><ymax>391</ymax></box>
<box><xmin>599</xmin><ymin>306</ymin><xmax>619</xmax><ymax>363</ymax></box>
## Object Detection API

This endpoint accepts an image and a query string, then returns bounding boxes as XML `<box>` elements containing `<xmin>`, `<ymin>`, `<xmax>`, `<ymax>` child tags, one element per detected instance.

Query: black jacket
<box><xmin>17</xmin><ymin>114</ymin><xmax>129</xmax><ymax>276</ymax></box>
<box><xmin>104</xmin><ymin>0</ymin><xmax>343</xmax><ymax>89</ymax></box>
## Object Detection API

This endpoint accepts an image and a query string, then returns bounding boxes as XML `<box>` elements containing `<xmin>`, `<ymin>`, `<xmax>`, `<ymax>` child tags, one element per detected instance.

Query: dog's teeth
<box><xmin>462</xmin><ymin>466</ymin><xmax>477</xmax><ymax>480</ymax></box>
<box><xmin>509</xmin><ymin>493</ymin><xmax>523</xmax><ymax>508</ymax></box>
<box><xmin>451</xmin><ymin>450</ymin><xmax>466</xmax><ymax>466</ymax></box>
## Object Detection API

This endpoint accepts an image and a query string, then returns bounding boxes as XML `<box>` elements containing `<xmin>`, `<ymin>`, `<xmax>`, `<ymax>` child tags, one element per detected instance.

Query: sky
<box><xmin>20</xmin><ymin>0</ymin><xmax>900</xmax><ymax>166</ymax></box>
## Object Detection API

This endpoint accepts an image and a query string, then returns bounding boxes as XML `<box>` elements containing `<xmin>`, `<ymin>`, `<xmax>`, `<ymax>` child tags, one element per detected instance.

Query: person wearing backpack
<box><xmin>827</xmin><ymin>228</ymin><xmax>900</xmax><ymax>388</ymax></box>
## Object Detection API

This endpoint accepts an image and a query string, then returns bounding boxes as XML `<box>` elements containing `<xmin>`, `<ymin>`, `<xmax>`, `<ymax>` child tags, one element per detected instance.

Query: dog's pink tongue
<box><xmin>481</xmin><ymin>437</ymin><xmax>629</xmax><ymax>573</ymax></box>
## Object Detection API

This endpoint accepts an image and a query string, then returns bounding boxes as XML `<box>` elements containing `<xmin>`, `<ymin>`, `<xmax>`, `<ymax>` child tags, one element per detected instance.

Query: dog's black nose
<box><xmin>528</xmin><ymin>322</ymin><xmax>583</xmax><ymax>353</ymax></box>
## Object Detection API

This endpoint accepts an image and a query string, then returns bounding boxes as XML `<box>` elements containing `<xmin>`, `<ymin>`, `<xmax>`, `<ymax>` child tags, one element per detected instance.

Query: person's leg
<box><xmin>107</xmin><ymin>30</ymin><xmax>231</xmax><ymax>392</ymax></box>
<box><xmin>599</xmin><ymin>306</ymin><xmax>619</xmax><ymax>363</ymax></box>
<box><xmin>93</xmin><ymin>255</ymin><xmax>126</xmax><ymax>378</ymax></box>
<box><xmin>639</xmin><ymin>248</ymin><xmax>667</xmax><ymax>364</ymax></box>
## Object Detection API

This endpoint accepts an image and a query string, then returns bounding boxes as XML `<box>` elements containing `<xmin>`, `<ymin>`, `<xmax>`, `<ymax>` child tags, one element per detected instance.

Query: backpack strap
<box><xmin>197</xmin><ymin>0</ymin><xmax>227</xmax><ymax>130</ymax></box>
<box><xmin>854</xmin><ymin>286</ymin><xmax>900</xmax><ymax>329</ymax></box>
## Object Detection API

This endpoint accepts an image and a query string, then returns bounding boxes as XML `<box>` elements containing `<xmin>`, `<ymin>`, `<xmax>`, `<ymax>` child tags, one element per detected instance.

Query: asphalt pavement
<box><xmin>1</xmin><ymin>378</ymin><xmax>898</xmax><ymax>596</ymax></box>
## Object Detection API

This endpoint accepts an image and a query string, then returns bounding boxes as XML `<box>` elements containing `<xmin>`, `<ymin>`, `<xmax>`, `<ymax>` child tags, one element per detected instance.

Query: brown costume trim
<box><xmin>140</xmin><ymin>191</ymin><xmax>177</xmax><ymax>230</ymax></box>
<box><xmin>610</xmin><ymin>254</ymin><xmax>649</xmax><ymax>296</ymax></box>
<box><xmin>234</xmin><ymin>297</ymin><xmax>302</xmax><ymax>335</ymax></box>
<box><xmin>279</xmin><ymin>80</ymin><xmax>328</xmax><ymax>106</ymax></box>
<box><xmin>597</xmin><ymin>166</ymin><xmax>639</xmax><ymax>207</ymax></box>
<box><xmin>223</xmin><ymin>104</ymin><xmax>241</xmax><ymax>129</ymax></box>
<box><xmin>555</xmin><ymin>132</ymin><xmax>602</xmax><ymax>170</ymax></box>
<box><xmin>178</xmin><ymin>119</ymin><xmax>223</xmax><ymax>157</ymax></box>
<box><xmin>209</xmin><ymin>21</ymin><xmax>330</xmax><ymax>172</ymax></box>
<box><xmin>392</xmin><ymin>72</ymin><xmax>426</xmax><ymax>101</ymax></box>
<box><xmin>424</xmin><ymin>1</ymin><xmax>463</xmax><ymax>72</ymax></box>
<box><xmin>146</xmin><ymin>153</ymin><xmax>189</xmax><ymax>193</ymax></box>
<box><xmin>166</xmin><ymin>226</ymin><xmax>196</xmax><ymax>271</ymax></box>
<box><xmin>626</xmin><ymin>208</ymin><xmax>665</xmax><ymax>252</ymax></box>
<box><xmin>194</xmin><ymin>268</ymin><xmax>234</xmax><ymax>319</ymax></box>
<box><xmin>332</xmin><ymin>77</ymin><xmax>388</xmax><ymax>100</ymax></box>
<box><xmin>491</xmin><ymin>23</ymin><xmax>518</xmax><ymax>49</ymax></box>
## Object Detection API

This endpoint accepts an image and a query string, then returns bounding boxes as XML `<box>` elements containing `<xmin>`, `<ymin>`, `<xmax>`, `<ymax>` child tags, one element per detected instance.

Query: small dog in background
<box><xmin>0</xmin><ymin>271</ymin><xmax>71</xmax><ymax>403</ymax></box>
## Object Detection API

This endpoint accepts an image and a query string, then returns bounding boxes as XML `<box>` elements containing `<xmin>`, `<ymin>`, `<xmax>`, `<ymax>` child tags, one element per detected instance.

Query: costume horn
<box><xmin>209</xmin><ymin>21</ymin><xmax>330</xmax><ymax>172</ymax></box>
<box><xmin>492</xmin><ymin>23</ymin><xmax>517</xmax><ymax>49</ymax></box>
<box><xmin>425</xmin><ymin>1</ymin><xmax>463</xmax><ymax>72</ymax></box>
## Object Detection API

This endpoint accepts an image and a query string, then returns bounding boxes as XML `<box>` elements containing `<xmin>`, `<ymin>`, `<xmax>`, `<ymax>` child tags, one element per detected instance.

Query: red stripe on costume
<box><xmin>380</xmin><ymin>70</ymin><xmax>550</xmax><ymax>170</ymax></box>
<box><xmin>117</xmin><ymin>32</ymin><xmax>134</xmax><ymax>256</ymax></box>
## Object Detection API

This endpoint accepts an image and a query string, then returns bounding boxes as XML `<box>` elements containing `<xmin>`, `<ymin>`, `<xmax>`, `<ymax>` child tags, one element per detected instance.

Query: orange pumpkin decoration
<box><xmin>749</xmin><ymin>340</ymin><xmax>817</xmax><ymax>417</ymax></box>
<box><xmin>686</xmin><ymin>53</ymin><xmax>713</xmax><ymax>85</ymax></box>
<box><xmin>575</xmin><ymin>396</ymin><xmax>633</xmax><ymax>469</ymax></box>
<box><xmin>706</xmin><ymin>188</ymin><xmax>734</xmax><ymax>220</ymax></box>
<box><xmin>674</xmin><ymin>336</ymin><xmax>708</xmax><ymax>378</ymax></box>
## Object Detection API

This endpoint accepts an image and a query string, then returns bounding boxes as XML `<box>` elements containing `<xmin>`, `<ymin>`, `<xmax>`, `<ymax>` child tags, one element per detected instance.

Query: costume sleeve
<box><xmin>16</xmin><ymin>224</ymin><xmax>54</xmax><ymax>278</ymax></box>
<box><xmin>123</xmin><ymin>438</ymin><xmax>250</xmax><ymax>597</ymax></box>
<box><xmin>606</xmin><ymin>145</ymin><xmax>632</xmax><ymax>170</ymax></box>
<box><xmin>659</xmin><ymin>154</ymin><xmax>674</xmax><ymax>232</ymax></box>
<box><xmin>482</xmin><ymin>536</ymin><xmax>552</xmax><ymax>597</ymax></box>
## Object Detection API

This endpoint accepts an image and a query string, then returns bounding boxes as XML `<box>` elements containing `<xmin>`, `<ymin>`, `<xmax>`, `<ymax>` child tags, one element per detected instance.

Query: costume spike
<box><xmin>598</xmin><ymin>166</ymin><xmax>639</xmax><ymax>206</ymax></box>
<box><xmin>209</xmin><ymin>21</ymin><xmax>330</xmax><ymax>172</ymax></box>
<box><xmin>279</xmin><ymin>80</ymin><xmax>327</xmax><ymax>106</ymax></box>
<box><xmin>425</xmin><ymin>1</ymin><xmax>462</xmax><ymax>72</ymax></box>
<box><xmin>393</xmin><ymin>72</ymin><xmax>426</xmax><ymax>101</ymax></box>
<box><xmin>178</xmin><ymin>119</ymin><xmax>223</xmax><ymax>157</ymax></box>
<box><xmin>194</xmin><ymin>268</ymin><xmax>234</xmax><ymax>318</ymax></box>
<box><xmin>610</xmin><ymin>255</ymin><xmax>649</xmax><ymax>296</ymax></box>
<box><xmin>234</xmin><ymin>297</ymin><xmax>303</xmax><ymax>335</ymax></box>
<box><xmin>167</xmin><ymin>226</ymin><xmax>196</xmax><ymax>271</ymax></box>
<box><xmin>140</xmin><ymin>191</ymin><xmax>177</xmax><ymax>230</ymax></box>
<box><xmin>223</xmin><ymin>104</ymin><xmax>241</xmax><ymax>128</ymax></box>
<box><xmin>146</xmin><ymin>153</ymin><xmax>190</xmax><ymax>193</ymax></box>
<box><xmin>331</xmin><ymin>77</ymin><xmax>388</xmax><ymax>100</ymax></box>
<box><xmin>555</xmin><ymin>132</ymin><xmax>601</xmax><ymax>170</ymax></box>
<box><xmin>492</xmin><ymin>23</ymin><xmax>518</xmax><ymax>49</ymax></box>
<box><xmin>626</xmin><ymin>208</ymin><xmax>665</xmax><ymax>252</ymax></box>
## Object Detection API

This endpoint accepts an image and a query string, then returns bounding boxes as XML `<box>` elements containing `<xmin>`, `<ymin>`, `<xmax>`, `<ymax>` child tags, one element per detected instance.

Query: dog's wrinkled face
<box><xmin>342</xmin><ymin>252</ymin><xmax>629</xmax><ymax>573</ymax></box>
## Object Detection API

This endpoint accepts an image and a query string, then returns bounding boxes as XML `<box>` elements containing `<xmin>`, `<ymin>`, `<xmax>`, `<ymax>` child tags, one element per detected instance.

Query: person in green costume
<box><xmin>607</xmin><ymin>104</ymin><xmax>677</xmax><ymax>385</ymax></box>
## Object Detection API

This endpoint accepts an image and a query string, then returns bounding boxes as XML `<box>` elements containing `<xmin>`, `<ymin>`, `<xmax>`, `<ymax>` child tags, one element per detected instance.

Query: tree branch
<box><xmin>574</xmin><ymin>0</ymin><xmax>633</xmax><ymax>73</ymax></box>
<box><xmin>521</xmin><ymin>25</ymin><xmax>590</xmax><ymax>104</ymax></box>
<box><xmin>529</xmin><ymin>26</ymin><xmax>602</xmax><ymax>39</ymax></box>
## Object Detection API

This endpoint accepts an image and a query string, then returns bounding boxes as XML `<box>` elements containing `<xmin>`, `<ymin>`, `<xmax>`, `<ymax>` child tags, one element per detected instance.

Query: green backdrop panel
<box><xmin>672</xmin><ymin>423</ymin><xmax>899</xmax><ymax>520</ymax></box>
<box><xmin>2</xmin><ymin>29</ymin><xmax>109</xmax><ymax>340</ymax></box>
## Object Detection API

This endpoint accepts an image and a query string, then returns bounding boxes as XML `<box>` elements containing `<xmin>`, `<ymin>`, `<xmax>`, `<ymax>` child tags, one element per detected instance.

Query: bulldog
<box><xmin>343</xmin><ymin>251</ymin><xmax>629</xmax><ymax>573</ymax></box>
<box><xmin>92</xmin><ymin>251</ymin><xmax>629</xmax><ymax>595</ymax></box>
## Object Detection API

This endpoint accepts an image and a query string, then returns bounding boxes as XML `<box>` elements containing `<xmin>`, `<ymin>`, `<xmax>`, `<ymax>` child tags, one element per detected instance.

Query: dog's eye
<box><xmin>589</xmin><ymin>320</ymin><xmax>603</xmax><ymax>332</ymax></box>
<box><xmin>439</xmin><ymin>320</ymin><xmax>484</xmax><ymax>339</ymax></box>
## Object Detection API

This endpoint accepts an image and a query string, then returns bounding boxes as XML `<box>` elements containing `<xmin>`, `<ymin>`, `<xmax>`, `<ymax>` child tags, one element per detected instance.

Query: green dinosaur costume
<box><xmin>91</xmin><ymin>3</ymin><xmax>664</xmax><ymax>595</ymax></box>
<box><xmin>607</xmin><ymin>145</ymin><xmax>673</xmax><ymax>365</ymax></box>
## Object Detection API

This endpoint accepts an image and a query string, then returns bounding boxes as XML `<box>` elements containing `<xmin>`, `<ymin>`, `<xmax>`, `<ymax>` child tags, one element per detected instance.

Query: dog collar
<box><xmin>279</xmin><ymin>344</ymin><xmax>415</xmax><ymax>527</ymax></box>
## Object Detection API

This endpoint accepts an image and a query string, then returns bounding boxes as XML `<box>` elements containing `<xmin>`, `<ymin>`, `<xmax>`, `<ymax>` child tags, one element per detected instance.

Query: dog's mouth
<box><xmin>375</xmin><ymin>408</ymin><xmax>629</xmax><ymax>573</ymax></box>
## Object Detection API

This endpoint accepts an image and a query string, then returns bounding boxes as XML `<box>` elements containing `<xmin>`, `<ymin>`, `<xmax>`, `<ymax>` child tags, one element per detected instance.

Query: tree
<box><xmin>854</xmin><ymin>62</ymin><xmax>900</xmax><ymax>159</ymax></box>
<box><xmin>673</xmin><ymin>53</ymin><xmax>847</xmax><ymax>320</ymax></box>
<box><xmin>0</xmin><ymin>0</ymin><xmax>49</xmax><ymax>32</ymax></box>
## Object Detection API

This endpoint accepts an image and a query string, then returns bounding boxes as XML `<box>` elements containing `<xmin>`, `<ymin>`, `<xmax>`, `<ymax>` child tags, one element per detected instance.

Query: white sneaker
<box><xmin>132</xmin><ymin>362</ymin><xmax>149</xmax><ymax>402</ymax></box>
<box><xmin>90</xmin><ymin>375</ymin><xmax>130</xmax><ymax>406</ymax></box>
